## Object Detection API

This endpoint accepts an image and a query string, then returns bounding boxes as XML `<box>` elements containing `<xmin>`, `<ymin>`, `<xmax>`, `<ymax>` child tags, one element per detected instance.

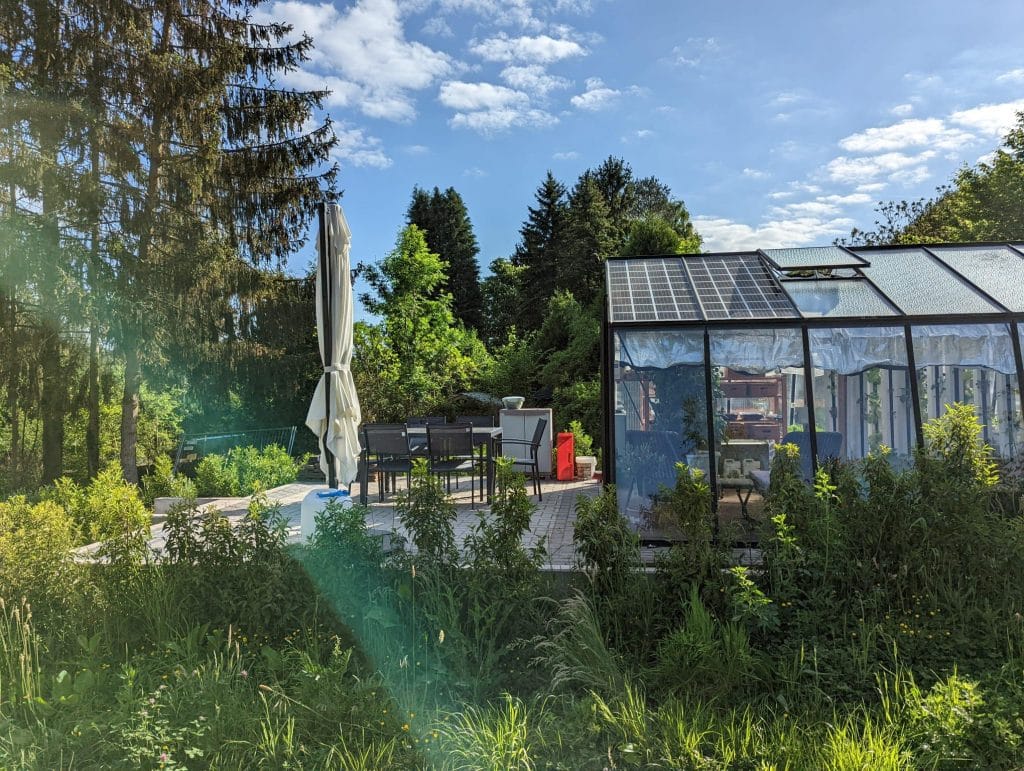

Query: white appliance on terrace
<box><xmin>499</xmin><ymin>408</ymin><xmax>553</xmax><ymax>476</ymax></box>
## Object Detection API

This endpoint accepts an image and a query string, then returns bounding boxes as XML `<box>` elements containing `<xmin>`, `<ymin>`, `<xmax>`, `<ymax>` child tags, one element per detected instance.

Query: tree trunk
<box><xmin>87</xmin><ymin>319</ymin><xmax>100</xmax><ymax>477</ymax></box>
<box><xmin>86</xmin><ymin>129</ymin><xmax>102</xmax><ymax>479</ymax></box>
<box><xmin>40</xmin><ymin>323</ymin><xmax>63</xmax><ymax>483</ymax></box>
<box><xmin>120</xmin><ymin>343</ymin><xmax>141</xmax><ymax>483</ymax></box>
<box><xmin>4</xmin><ymin>289</ymin><xmax>20</xmax><ymax>477</ymax></box>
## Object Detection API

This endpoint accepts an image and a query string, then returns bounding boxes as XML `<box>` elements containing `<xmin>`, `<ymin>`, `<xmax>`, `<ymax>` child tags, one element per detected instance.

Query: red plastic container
<box><xmin>556</xmin><ymin>432</ymin><xmax>575</xmax><ymax>481</ymax></box>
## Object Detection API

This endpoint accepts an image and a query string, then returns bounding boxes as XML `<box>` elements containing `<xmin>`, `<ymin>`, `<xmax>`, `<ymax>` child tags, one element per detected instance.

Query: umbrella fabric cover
<box><xmin>305</xmin><ymin>204</ymin><xmax>362</xmax><ymax>486</ymax></box>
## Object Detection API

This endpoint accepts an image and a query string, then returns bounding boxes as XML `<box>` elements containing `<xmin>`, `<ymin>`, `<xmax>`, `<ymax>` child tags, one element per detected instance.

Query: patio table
<box><xmin>359</xmin><ymin>425</ymin><xmax>502</xmax><ymax>504</ymax></box>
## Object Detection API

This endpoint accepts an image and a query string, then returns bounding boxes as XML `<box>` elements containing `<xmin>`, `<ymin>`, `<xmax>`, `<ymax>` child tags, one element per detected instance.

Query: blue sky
<box><xmin>258</xmin><ymin>0</ymin><xmax>1024</xmax><ymax>306</ymax></box>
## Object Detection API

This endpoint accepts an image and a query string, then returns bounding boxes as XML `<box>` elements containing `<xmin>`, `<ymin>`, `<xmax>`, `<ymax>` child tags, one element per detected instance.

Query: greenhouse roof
<box><xmin>605</xmin><ymin>243</ymin><xmax>1024</xmax><ymax>325</ymax></box>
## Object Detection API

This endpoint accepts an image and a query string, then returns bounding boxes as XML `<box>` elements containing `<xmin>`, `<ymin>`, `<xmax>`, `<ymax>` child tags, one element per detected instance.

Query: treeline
<box><xmin>352</xmin><ymin>157</ymin><xmax>702</xmax><ymax>445</ymax></box>
<box><xmin>0</xmin><ymin>1</ymin><xmax>336</xmax><ymax>492</ymax></box>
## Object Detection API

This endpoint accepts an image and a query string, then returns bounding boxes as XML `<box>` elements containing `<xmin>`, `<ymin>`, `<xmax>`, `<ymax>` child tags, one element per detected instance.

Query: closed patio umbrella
<box><xmin>305</xmin><ymin>202</ymin><xmax>361</xmax><ymax>489</ymax></box>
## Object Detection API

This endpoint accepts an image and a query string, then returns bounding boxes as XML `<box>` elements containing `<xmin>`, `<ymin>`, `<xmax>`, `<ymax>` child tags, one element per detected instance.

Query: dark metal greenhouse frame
<box><xmin>600</xmin><ymin>242</ymin><xmax>1024</xmax><ymax>513</ymax></box>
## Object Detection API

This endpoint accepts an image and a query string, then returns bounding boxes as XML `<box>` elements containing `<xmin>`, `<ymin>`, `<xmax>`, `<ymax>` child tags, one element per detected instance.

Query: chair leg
<box><xmin>535</xmin><ymin>461</ymin><xmax>542</xmax><ymax>501</ymax></box>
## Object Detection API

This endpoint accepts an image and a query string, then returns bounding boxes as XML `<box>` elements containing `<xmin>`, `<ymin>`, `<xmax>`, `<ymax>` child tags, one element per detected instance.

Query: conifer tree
<box><xmin>511</xmin><ymin>171</ymin><xmax>567</xmax><ymax>331</ymax></box>
<box><xmin>560</xmin><ymin>175</ymin><xmax>615</xmax><ymax>308</ymax></box>
<box><xmin>94</xmin><ymin>1</ymin><xmax>337</xmax><ymax>481</ymax></box>
<box><xmin>407</xmin><ymin>186</ymin><xmax>484</xmax><ymax>330</ymax></box>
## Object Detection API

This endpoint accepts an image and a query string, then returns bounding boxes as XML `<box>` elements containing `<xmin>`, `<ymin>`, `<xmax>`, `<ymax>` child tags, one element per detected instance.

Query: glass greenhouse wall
<box><xmin>603</xmin><ymin>244</ymin><xmax>1024</xmax><ymax>536</ymax></box>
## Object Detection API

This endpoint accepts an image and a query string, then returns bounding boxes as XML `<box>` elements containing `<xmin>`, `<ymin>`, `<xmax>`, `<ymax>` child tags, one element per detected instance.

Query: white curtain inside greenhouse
<box><xmin>617</xmin><ymin>324</ymin><xmax>1017</xmax><ymax>376</ymax></box>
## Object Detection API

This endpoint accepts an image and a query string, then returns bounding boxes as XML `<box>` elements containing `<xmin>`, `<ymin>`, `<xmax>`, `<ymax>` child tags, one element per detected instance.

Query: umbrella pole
<box><xmin>318</xmin><ymin>201</ymin><xmax>339</xmax><ymax>489</ymax></box>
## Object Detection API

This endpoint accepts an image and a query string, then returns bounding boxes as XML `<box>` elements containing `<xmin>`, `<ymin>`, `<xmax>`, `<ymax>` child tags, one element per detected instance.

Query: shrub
<box><xmin>566</xmin><ymin>419</ymin><xmax>594</xmax><ymax>459</ymax></box>
<box><xmin>395</xmin><ymin>459</ymin><xmax>458</xmax><ymax>568</ymax></box>
<box><xmin>195</xmin><ymin>453</ymin><xmax>237</xmax><ymax>497</ymax></box>
<box><xmin>86</xmin><ymin>464</ymin><xmax>150</xmax><ymax>544</ymax></box>
<box><xmin>552</xmin><ymin>379</ymin><xmax>601</xmax><ymax>451</ymax></box>
<box><xmin>140</xmin><ymin>454</ymin><xmax>196</xmax><ymax>508</ymax></box>
<box><xmin>231</xmin><ymin>444</ymin><xmax>302</xmax><ymax>495</ymax></box>
<box><xmin>193</xmin><ymin>444</ymin><xmax>302</xmax><ymax>498</ymax></box>
<box><xmin>161</xmin><ymin>494</ymin><xmax>312</xmax><ymax>639</ymax></box>
<box><xmin>0</xmin><ymin>496</ymin><xmax>79</xmax><ymax>612</ymax></box>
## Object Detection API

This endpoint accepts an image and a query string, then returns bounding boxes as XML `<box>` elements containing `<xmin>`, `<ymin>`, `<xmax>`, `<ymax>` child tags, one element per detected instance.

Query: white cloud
<box><xmin>621</xmin><ymin>128</ymin><xmax>653</xmax><ymax>143</ymax></box>
<box><xmin>825</xmin><ymin>150</ymin><xmax>936</xmax><ymax>184</ymax></box>
<box><xmin>996</xmin><ymin>68</ymin><xmax>1024</xmax><ymax>84</ymax></box>
<box><xmin>742</xmin><ymin>167</ymin><xmax>769</xmax><ymax>180</ymax></box>
<box><xmin>257</xmin><ymin>0</ymin><xmax>453</xmax><ymax>122</ymax></box>
<box><xmin>839</xmin><ymin>118</ymin><xmax>974</xmax><ymax>154</ymax></box>
<box><xmin>819</xmin><ymin>193</ymin><xmax>872</xmax><ymax>205</ymax></box>
<box><xmin>890</xmin><ymin>103</ymin><xmax>914</xmax><ymax>117</ymax></box>
<box><xmin>571</xmin><ymin>77</ymin><xmax>639</xmax><ymax>111</ymax></box>
<box><xmin>424</xmin><ymin>0</ymin><xmax>547</xmax><ymax>30</ymax></box>
<box><xmin>771</xmin><ymin>90</ymin><xmax>807</xmax><ymax>107</ymax></box>
<box><xmin>694</xmin><ymin>215</ymin><xmax>854</xmax><ymax>252</ymax></box>
<box><xmin>500</xmin><ymin>64</ymin><xmax>570</xmax><ymax>97</ymax></box>
<box><xmin>767</xmin><ymin>191</ymin><xmax>793</xmax><ymax>200</ymax></box>
<box><xmin>449</xmin><ymin>107</ymin><xmax>557</xmax><ymax>133</ymax></box>
<box><xmin>949</xmin><ymin>99</ymin><xmax>1024</xmax><ymax>136</ymax></box>
<box><xmin>332</xmin><ymin>124</ymin><xmax>392</xmax><ymax>169</ymax></box>
<box><xmin>463</xmin><ymin>166</ymin><xmax>487</xmax><ymax>177</ymax></box>
<box><xmin>469</xmin><ymin>33</ymin><xmax>585</xmax><ymax>63</ymax></box>
<box><xmin>888</xmin><ymin>165</ymin><xmax>932</xmax><ymax>186</ymax></box>
<box><xmin>668</xmin><ymin>37</ymin><xmax>719</xmax><ymax>67</ymax></box>
<box><xmin>553</xmin><ymin>150</ymin><xmax>579</xmax><ymax>160</ymax></box>
<box><xmin>772</xmin><ymin>201</ymin><xmax>840</xmax><ymax>217</ymax></box>
<box><xmin>855</xmin><ymin>182</ymin><xmax>886</xmax><ymax>194</ymax></box>
<box><xmin>421</xmin><ymin>16</ymin><xmax>453</xmax><ymax>36</ymax></box>
<box><xmin>403</xmin><ymin>144</ymin><xmax>430</xmax><ymax>154</ymax></box>
<box><xmin>439</xmin><ymin>80</ymin><xmax>527</xmax><ymax>110</ymax></box>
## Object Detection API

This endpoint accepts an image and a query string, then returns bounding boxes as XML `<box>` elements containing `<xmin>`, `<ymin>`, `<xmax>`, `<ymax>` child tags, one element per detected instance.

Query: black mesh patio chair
<box><xmin>408</xmin><ymin>416</ymin><xmax>446</xmax><ymax>426</ymax></box>
<box><xmin>362</xmin><ymin>424</ymin><xmax>414</xmax><ymax>502</ymax></box>
<box><xmin>457</xmin><ymin>415</ymin><xmax>495</xmax><ymax>491</ymax></box>
<box><xmin>426</xmin><ymin>423</ymin><xmax>480</xmax><ymax>504</ymax></box>
<box><xmin>455</xmin><ymin>414</ymin><xmax>494</xmax><ymax>427</ymax></box>
<box><xmin>408</xmin><ymin>417</ymin><xmax>446</xmax><ymax>456</ymax></box>
<box><xmin>501</xmin><ymin>417</ymin><xmax>547</xmax><ymax>500</ymax></box>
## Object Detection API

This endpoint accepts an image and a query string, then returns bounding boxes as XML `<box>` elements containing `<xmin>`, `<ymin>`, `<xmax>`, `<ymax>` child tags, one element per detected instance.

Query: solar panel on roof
<box><xmin>761</xmin><ymin>246</ymin><xmax>869</xmax><ymax>270</ymax></box>
<box><xmin>606</xmin><ymin>258</ymin><xmax>703</xmax><ymax>322</ymax></box>
<box><xmin>684</xmin><ymin>254</ymin><xmax>798</xmax><ymax>319</ymax></box>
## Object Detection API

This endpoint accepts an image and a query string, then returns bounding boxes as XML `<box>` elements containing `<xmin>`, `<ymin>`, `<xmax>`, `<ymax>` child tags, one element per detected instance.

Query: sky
<box><xmin>257</xmin><ymin>0</ymin><xmax>1024</xmax><ymax>309</ymax></box>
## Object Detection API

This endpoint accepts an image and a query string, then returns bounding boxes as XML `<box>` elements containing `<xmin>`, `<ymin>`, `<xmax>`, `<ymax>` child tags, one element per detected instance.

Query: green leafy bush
<box><xmin>193</xmin><ymin>444</ymin><xmax>302</xmax><ymax>497</ymax></box>
<box><xmin>194</xmin><ymin>453</ymin><xmax>237</xmax><ymax>497</ymax></box>
<box><xmin>41</xmin><ymin>463</ymin><xmax>149</xmax><ymax>544</ymax></box>
<box><xmin>566</xmin><ymin>419</ymin><xmax>594</xmax><ymax>459</ymax></box>
<box><xmin>0</xmin><ymin>496</ymin><xmax>79</xmax><ymax>611</ymax></box>
<box><xmin>140</xmin><ymin>454</ymin><xmax>196</xmax><ymax>508</ymax></box>
<box><xmin>394</xmin><ymin>459</ymin><xmax>458</xmax><ymax>567</ymax></box>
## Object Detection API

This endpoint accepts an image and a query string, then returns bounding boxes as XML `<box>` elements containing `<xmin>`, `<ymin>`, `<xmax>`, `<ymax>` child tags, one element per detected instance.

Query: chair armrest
<box><xmin>500</xmin><ymin>439</ymin><xmax>538</xmax><ymax>447</ymax></box>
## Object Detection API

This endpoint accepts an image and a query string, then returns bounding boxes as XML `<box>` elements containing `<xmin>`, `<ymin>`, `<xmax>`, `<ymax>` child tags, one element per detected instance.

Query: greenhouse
<box><xmin>601</xmin><ymin>243</ymin><xmax>1024</xmax><ymax>534</ymax></box>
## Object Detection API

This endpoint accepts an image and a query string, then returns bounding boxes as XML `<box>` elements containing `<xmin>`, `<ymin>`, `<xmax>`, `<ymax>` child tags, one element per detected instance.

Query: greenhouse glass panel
<box><xmin>808</xmin><ymin>327</ymin><xmax>915</xmax><ymax>465</ymax></box>
<box><xmin>927</xmin><ymin>245</ymin><xmax>1024</xmax><ymax>312</ymax></box>
<box><xmin>784</xmin><ymin>278</ymin><xmax>897</xmax><ymax>318</ymax></box>
<box><xmin>912</xmin><ymin>324</ymin><xmax>1021</xmax><ymax>458</ymax></box>
<box><xmin>854</xmin><ymin>248</ymin><xmax>1001</xmax><ymax>315</ymax></box>
<box><xmin>613</xmin><ymin>328</ymin><xmax>707</xmax><ymax>532</ymax></box>
<box><xmin>710</xmin><ymin>327</ymin><xmax>806</xmax><ymax>524</ymax></box>
<box><xmin>762</xmin><ymin>246</ymin><xmax>868</xmax><ymax>270</ymax></box>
